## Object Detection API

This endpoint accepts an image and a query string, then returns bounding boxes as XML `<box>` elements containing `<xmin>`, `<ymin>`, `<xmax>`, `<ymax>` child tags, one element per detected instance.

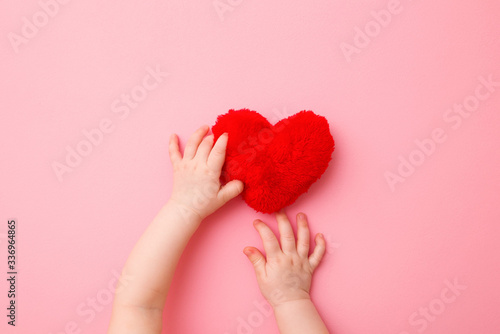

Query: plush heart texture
<box><xmin>212</xmin><ymin>109</ymin><xmax>334</xmax><ymax>213</ymax></box>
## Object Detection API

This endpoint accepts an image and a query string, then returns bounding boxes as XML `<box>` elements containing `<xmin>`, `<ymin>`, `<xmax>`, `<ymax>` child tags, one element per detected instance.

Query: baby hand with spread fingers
<box><xmin>244</xmin><ymin>211</ymin><xmax>329</xmax><ymax>334</ymax></box>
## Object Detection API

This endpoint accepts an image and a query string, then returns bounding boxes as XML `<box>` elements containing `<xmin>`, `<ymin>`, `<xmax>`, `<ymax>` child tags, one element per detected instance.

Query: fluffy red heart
<box><xmin>212</xmin><ymin>109</ymin><xmax>335</xmax><ymax>213</ymax></box>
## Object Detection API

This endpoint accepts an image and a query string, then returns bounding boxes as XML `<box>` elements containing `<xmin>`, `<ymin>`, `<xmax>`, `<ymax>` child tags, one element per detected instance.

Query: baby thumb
<box><xmin>243</xmin><ymin>247</ymin><xmax>265</xmax><ymax>276</ymax></box>
<box><xmin>218</xmin><ymin>179</ymin><xmax>244</xmax><ymax>204</ymax></box>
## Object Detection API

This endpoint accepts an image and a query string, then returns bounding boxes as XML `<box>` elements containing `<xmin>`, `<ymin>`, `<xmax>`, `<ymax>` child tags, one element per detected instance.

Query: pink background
<box><xmin>1</xmin><ymin>0</ymin><xmax>499</xmax><ymax>333</ymax></box>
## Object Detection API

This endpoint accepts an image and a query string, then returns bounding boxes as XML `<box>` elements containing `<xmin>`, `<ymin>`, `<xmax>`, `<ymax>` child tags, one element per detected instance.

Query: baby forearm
<box><xmin>273</xmin><ymin>299</ymin><xmax>329</xmax><ymax>334</ymax></box>
<box><xmin>108</xmin><ymin>127</ymin><xmax>244</xmax><ymax>333</ymax></box>
<box><xmin>113</xmin><ymin>200</ymin><xmax>201</xmax><ymax>310</ymax></box>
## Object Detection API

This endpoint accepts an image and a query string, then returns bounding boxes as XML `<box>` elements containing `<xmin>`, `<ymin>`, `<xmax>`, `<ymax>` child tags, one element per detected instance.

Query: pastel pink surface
<box><xmin>1</xmin><ymin>1</ymin><xmax>499</xmax><ymax>333</ymax></box>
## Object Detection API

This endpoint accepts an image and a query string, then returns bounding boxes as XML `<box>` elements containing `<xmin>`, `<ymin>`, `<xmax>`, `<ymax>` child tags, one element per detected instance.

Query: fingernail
<box><xmin>243</xmin><ymin>248</ymin><xmax>253</xmax><ymax>256</ymax></box>
<box><xmin>317</xmin><ymin>233</ymin><xmax>324</xmax><ymax>239</ymax></box>
<box><xmin>298</xmin><ymin>212</ymin><xmax>305</xmax><ymax>219</ymax></box>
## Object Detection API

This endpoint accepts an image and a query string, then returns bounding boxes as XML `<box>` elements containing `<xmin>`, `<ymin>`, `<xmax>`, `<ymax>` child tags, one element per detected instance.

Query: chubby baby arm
<box><xmin>107</xmin><ymin>125</ymin><xmax>244</xmax><ymax>334</ymax></box>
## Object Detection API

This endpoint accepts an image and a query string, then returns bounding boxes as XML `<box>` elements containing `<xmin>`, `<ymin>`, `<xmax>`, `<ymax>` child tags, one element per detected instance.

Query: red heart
<box><xmin>212</xmin><ymin>109</ymin><xmax>335</xmax><ymax>213</ymax></box>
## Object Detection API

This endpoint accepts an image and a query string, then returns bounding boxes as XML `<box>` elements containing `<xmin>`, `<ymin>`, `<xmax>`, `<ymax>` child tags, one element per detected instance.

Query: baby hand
<box><xmin>168</xmin><ymin>125</ymin><xmax>244</xmax><ymax>221</ymax></box>
<box><xmin>243</xmin><ymin>211</ymin><xmax>326</xmax><ymax>309</ymax></box>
